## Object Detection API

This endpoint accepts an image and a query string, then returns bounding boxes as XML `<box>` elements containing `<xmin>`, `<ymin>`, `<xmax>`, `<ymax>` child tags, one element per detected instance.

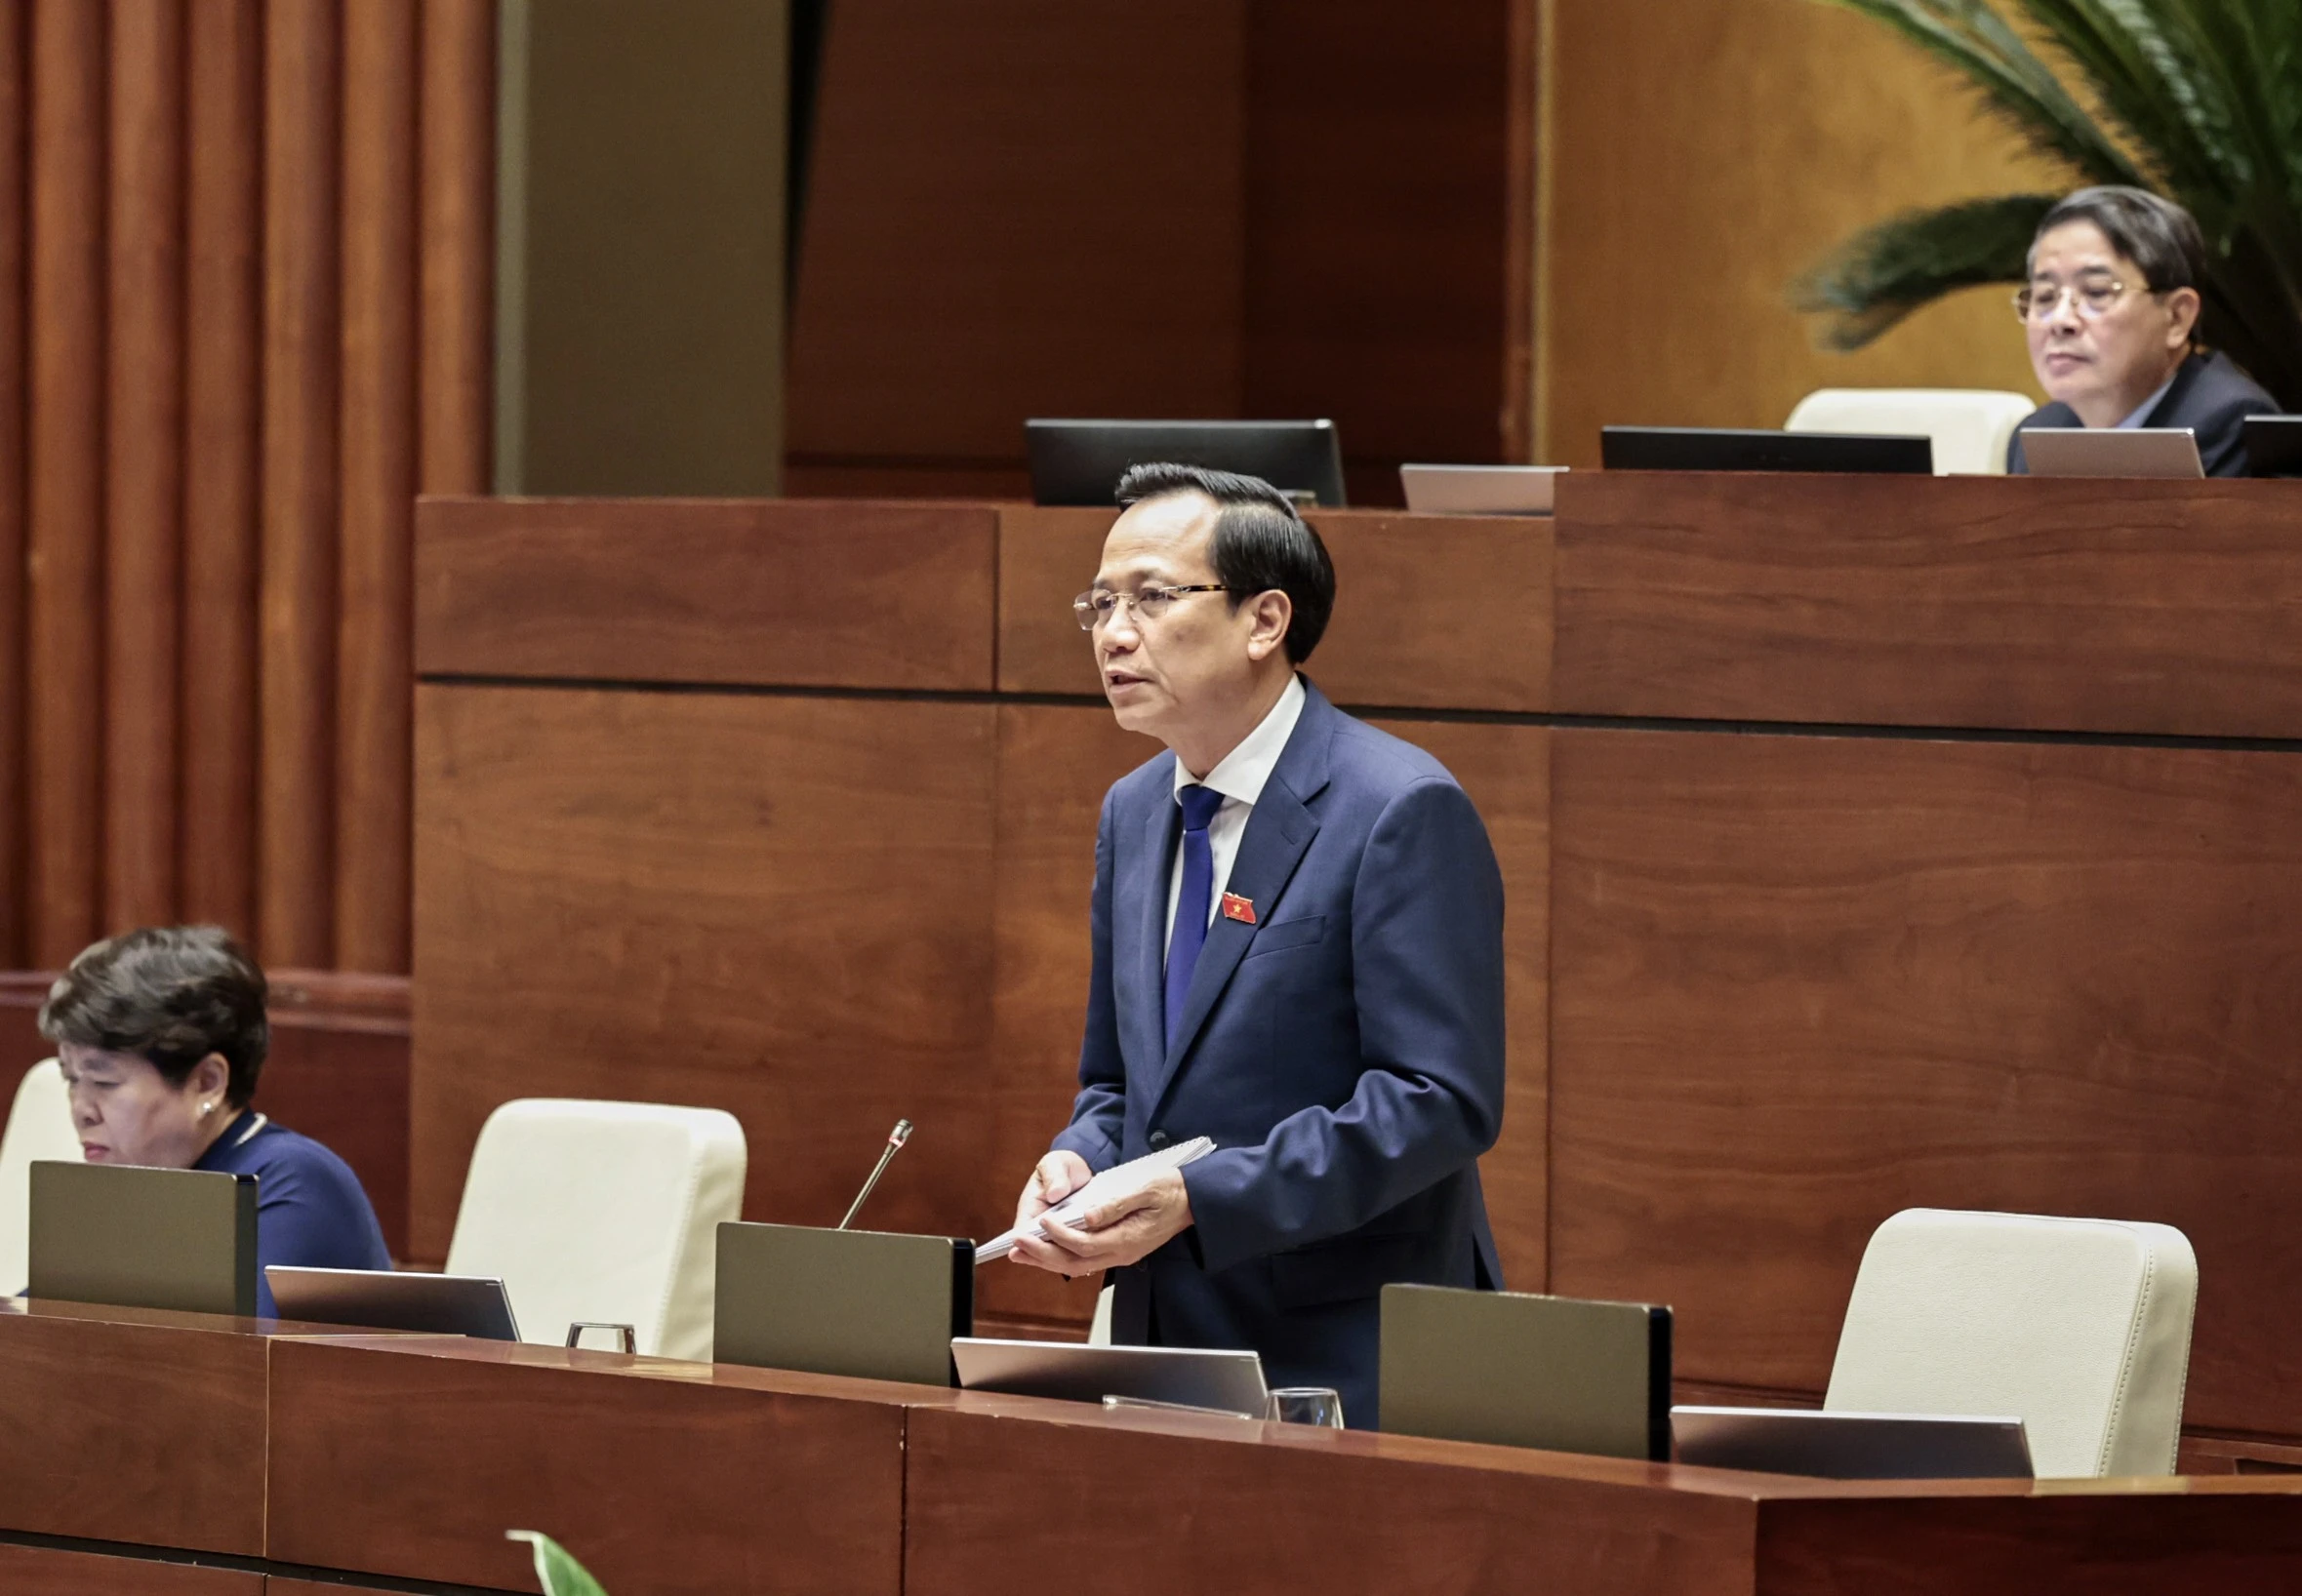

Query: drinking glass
<box><xmin>1264</xmin><ymin>1386</ymin><xmax>1345</xmax><ymax>1428</ymax></box>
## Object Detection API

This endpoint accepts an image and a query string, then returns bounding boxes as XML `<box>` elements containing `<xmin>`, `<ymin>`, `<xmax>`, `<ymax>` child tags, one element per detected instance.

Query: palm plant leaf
<box><xmin>1801</xmin><ymin>0</ymin><xmax>2302</xmax><ymax>404</ymax></box>
<box><xmin>1795</xmin><ymin>194</ymin><xmax>2057</xmax><ymax>349</ymax></box>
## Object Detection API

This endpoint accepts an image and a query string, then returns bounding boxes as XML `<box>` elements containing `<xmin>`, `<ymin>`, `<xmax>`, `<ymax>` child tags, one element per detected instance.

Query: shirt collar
<box><xmin>1173</xmin><ymin>674</ymin><xmax>1307</xmax><ymax>808</ymax></box>
<box><xmin>2117</xmin><ymin>366</ymin><xmax>2182</xmax><ymax>429</ymax></box>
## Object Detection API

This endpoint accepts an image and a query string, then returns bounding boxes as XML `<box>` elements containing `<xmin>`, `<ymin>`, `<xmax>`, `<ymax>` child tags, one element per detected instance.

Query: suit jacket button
<box><xmin>1148</xmin><ymin>1130</ymin><xmax>1170</xmax><ymax>1150</ymax></box>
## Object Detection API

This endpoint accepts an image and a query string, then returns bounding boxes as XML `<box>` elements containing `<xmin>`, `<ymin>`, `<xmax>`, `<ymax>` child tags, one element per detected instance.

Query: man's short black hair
<box><xmin>1113</xmin><ymin>461</ymin><xmax>1338</xmax><ymax>663</ymax></box>
<box><xmin>2030</xmin><ymin>185</ymin><xmax>2207</xmax><ymax>295</ymax></box>
<box><xmin>38</xmin><ymin>926</ymin><xmax>270</xmax><ymax>1106</ymax></box>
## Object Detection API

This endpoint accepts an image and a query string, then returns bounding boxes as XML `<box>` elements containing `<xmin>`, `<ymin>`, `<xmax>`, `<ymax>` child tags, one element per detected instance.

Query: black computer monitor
<box><xmin>2242</xmin><ymin>416</ymin><xmax>2302</xmax><ymax>478</ymax></box>
<box><xmin>1027</xmin><ymin>419</ymin><xmax>1348</xmax><ymax>507</ymax></box>
<box><xmin>1601</xmin><ymin>425</ymin><xmax>1932</xmax><ymax>475</ymax></box>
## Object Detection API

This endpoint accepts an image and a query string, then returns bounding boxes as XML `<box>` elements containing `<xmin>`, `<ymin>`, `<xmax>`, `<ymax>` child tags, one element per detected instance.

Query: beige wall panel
<box><xmin>1541</xmin><ymin>0</ymin><xmax>2059</xmax><ymax>466</ymax></box>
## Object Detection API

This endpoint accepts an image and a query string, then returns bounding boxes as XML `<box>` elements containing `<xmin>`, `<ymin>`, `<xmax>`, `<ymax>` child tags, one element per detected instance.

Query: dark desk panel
<box><xmin>908</xmin><ymin>1397</ymin><xmax>2302</xmax><ymax>1595</ymax></box>
<box><xmin>411</xmin><ymin>684</ymin><xmax>1001</xmax><ymax>1258</ymax></box>
<box><xmin>996</xmin><ymin>505</ymin><xmax>1551</xmax><ymax>711</ymax></box>
<box><xmin>265</xmin><ymin>1337</ymin><xmax>938</xmax><ymax>1596</ymax></box>
<box><xmin>1555</xmin><ymin>473</ymin><xmax>2302</xmax><ymax>738</ymax></box>
<box><xmin>416</xmin><ymin>497</ymin><xmax>997</xmax><ymax>692</ymax></box>
<box><xmin>1549</xmin><ymin>727</ymin><xmax>2302</xmax><ymax>1434</ymax></box>
<box><xmin>0</xmin><ymin>1544</ymin><xmax>260</xmax><ymax>1596</ymax></box>
<box><xmin>0</xmin><ymin>1303</ymin><xmax>271</xmax><ymax>1555</ymax></box>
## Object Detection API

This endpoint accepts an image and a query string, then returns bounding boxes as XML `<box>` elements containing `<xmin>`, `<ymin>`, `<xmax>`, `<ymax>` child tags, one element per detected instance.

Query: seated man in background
<box><xmin>41</xmin><ymin>926</ymin><xmax>390</xmax><ymax>1313</ymax></box>
<box><xmin>2008</xmin><ymin>185</ymin><xmax>2276</xmax><ymax>476</ymax></box>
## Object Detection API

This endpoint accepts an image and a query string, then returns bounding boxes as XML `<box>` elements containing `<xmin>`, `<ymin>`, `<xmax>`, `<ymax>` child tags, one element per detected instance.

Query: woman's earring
<box><xmin>203</xmin><ymin>1100</ymin><xmax>217</xmax><ymax>1117</ymax></box>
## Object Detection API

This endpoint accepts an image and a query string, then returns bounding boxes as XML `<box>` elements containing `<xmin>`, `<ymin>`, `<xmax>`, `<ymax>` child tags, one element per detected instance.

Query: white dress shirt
<box><xmin>1164</xmin><ymin>674</ymin><xmax>1308</xmax><ymax>956</ymax></box>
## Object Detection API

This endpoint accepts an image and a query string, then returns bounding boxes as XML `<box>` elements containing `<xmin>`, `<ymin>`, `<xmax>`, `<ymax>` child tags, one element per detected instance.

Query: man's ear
<box><xmin>2164</xmin><ymin>285</ymin><xmax>2201</xmax><ymax>348</ymax></box>
<box><xmin>1243</xmin><ymin>590</ymin><xmax>1294</xmax><ymax>662</ymax></box>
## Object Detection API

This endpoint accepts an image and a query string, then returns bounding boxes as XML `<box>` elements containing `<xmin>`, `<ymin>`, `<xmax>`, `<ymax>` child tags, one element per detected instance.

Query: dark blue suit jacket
<box><xmin>2007</xmin><ymin>349</ymin><xmax>2277</xmax><ymax>476</ymax></box>
<box><xmin>1051</xmin><ymin>679</ymin><xmax>1506</xmax><ymax>1427</ymax></box>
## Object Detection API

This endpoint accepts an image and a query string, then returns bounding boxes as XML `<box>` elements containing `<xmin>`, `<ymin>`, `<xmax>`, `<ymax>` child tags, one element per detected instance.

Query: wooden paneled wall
<box><xmin>0</xmin><ymin>0</ymin><xmax>492</xmax><ymax>975</ymax></box>
<box><xmin>784</xmin><ymin>0</ymin><xmax>1528</xmax><ymax>505</ymax></box>
<box><xmin>414</xmin><ymin>484</ymin><xmax>2302</xmax><ymax>1467</ymax></box>
<box><xmin>788</xmin><ymin>0</ymin><xmax>2069</xmax><ymax>482</ymax></box>
<box><xmin>1529</xmin><ymin>0</ymin><xmax>2050</xmax><ymax>464</ymax></box>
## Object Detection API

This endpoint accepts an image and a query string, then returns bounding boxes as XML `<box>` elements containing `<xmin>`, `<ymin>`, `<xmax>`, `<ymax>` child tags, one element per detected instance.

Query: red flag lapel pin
<box><xmin>1221</xmin><ymin>892</ymin><xmax>1258</xmax><ymax>925</ymax></box>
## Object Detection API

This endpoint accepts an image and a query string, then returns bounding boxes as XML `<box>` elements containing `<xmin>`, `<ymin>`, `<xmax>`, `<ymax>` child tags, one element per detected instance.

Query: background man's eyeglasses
<box><xmin>2013</xmin><ymin>277</ymin><xmax>2148</xmax><ymax>323</ymax></box>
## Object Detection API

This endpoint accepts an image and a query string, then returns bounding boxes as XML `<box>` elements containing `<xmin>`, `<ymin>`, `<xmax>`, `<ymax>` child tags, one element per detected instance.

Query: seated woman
<box><xmin>40</xmin><ymin>925</ymin><xmax>391</xmax><ymax>1315</ymax></box>
<box><xmin>2008</xmin><ymin>185</ymin><xmax>2276</xmax><ymax>477</ymax></box>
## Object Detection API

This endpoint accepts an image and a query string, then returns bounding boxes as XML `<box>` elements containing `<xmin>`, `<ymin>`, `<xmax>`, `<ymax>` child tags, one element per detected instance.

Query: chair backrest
<box><xmin>1785</xmin><ymin>388</ymin><xmax>2038</xmax><ymax>476</ymax></box>
<box><xmin>444</xmin><ymin>1098</ymin><xmax>746</xmax><ymax>1361</ymax></box>
<box><xmin>1825</xmin><ymin>1208</ymin><xmax>2197</xmax><ymax>1477</ymax></box>
<box><xmin>0</xmin><ymin>1059</ymin><xmax>84</xmax><ymax>1296</ymax></box>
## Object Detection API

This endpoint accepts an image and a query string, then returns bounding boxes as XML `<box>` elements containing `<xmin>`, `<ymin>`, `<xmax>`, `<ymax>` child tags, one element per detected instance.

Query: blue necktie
<box><xmin>1164</xmin><ymin>784</ymin><xmax>1227</xmax><ymax>1043</ymax></box>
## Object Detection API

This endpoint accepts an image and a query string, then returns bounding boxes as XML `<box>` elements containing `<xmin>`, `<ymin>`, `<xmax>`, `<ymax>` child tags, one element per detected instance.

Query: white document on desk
<box><xmin>975</xmin><ymin>1137</ymin><xmax>1215</xmax><ymax>1264</ymax></box>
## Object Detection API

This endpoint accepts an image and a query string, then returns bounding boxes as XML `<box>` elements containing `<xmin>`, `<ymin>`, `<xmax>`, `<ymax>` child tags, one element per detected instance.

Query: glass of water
<box><xmin>1264</xmin><ymin>1386</ymin><xmax>1345</xmax><ymax>1428</ymax></box>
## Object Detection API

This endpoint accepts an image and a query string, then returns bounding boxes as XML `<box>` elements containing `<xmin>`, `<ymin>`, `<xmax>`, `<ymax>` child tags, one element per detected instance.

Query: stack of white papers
<box><xmin>975</xmin><ymin>1137</ymin><xmax>1215</xmax><ymax>1263</ymax></box>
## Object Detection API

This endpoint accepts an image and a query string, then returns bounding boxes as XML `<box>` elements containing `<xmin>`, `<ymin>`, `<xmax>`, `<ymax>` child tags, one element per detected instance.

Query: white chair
<box><xmin>0</xmin><ymin>1058</ymin><xmax>83</xmax><ymax>1296</ymax></box>
<box><xmin>444</xmin><ymin>1098</ymin><xmax>746</xmax><ymax>1362</ymax></box>
<box><xmin>1825</xmin><ymin>1208</ymin><xmax>2197</xmax><ymax>1477</ymax></box>
<box><xmin>1785</xmin><ymin>388</ymin><xmax>2038</xmax><ymax>475</ymax></box>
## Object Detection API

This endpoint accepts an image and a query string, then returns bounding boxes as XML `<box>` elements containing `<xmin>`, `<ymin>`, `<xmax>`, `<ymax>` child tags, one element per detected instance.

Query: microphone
<box><xmin>837</xmin><ymin>1119</ymin><xmax>912</xmax><ymax>1231</ymax></box>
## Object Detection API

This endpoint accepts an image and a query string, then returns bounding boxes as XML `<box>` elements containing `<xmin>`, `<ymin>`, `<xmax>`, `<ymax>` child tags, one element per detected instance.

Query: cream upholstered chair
<box><xmin>444</xmin><ymin>1098</ymin><xmax>746</xmax><ymax>1362</ymax></box>
<box><xmin>1785</xmin><ymin>388</ymin><xmax>2038</xmax><ymax>475</ymax></box>
<box><xmin>0</xmin><ymin>1058</ymin><xmax>83</xmax><ymax>1296</ymax></box>
<box><xmin>1824</xmin><ymin>1208</ymin><xmax>2198</xmax><ymax>1477</ymax></box>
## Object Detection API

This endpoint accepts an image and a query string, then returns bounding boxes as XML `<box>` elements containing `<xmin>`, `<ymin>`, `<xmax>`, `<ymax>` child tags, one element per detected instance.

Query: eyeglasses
<box><xmin>1072</xmin><ymin>583</ymin><xmax>1233</xmax><ymax>631</ymax></box>
<box><xmin>2013</xmin><ymin>275</ymin><xmax>2141</xmax><ymax>324</ymax></box>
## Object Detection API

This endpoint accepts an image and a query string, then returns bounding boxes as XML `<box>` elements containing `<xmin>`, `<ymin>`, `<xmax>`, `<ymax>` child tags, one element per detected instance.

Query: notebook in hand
<box><xmin>975</xmin><ymin>1138</ymin><xmax>1214</xmax><ymax>1263</ymax></box>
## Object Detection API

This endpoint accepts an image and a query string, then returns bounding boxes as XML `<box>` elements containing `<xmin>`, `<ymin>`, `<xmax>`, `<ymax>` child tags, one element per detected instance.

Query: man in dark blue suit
<box><xmin>2005</xmin><ymin>186</ymin><xmax>2277</xmax><ymax>477</ymax></box>
<box><xmin>1006</xmin><ymin>462</ymin><xmax>1506</xmax><ymax>1428</ymax></box>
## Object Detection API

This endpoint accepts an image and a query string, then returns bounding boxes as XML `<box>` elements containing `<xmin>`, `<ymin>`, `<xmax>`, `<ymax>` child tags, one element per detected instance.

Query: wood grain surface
<box><xmin>995</xmin><ymin>505</ymin><xmax>1551</xmax><ymax>710</ymax></box>
<box><xmin>0</xmin><ymin>1304</ymin><xmax>266</xmax><ymax>1553</ymax></box>
<box><xmin>182</xmin><ymin>0</ymin><xmax>264</xmax><ymax>940</ymax></box>
<box><xmin>26</xmin><ymin>0</ymin><xmax>105</xmax><ymax>966</ymax></box>
<box><xmin>416</xmin><ymin>498</ymin><xmax>996</xmax><ymax>691</ymax></box>
<box><xmin>906</xmin><ymin>1402</ymin><xmax>1759</xmax><ymax>1596</ymax></box>
<box><xmin>264</xmin><ymin>1337</ymin><xmax>913</xmax><ymax>1596</ymax></box>
<box><xmin>417</xmin><ymin>0</ymin><xmax>494</xmax><ymax>499</ymax></box>
<box><xmin>259</xmin><ymin>0</ymin><xmax>342</xmax><ymax>966</ymax></box>
<box><xmin>0</xmin><ymin>1544</ymin><xmax>260</xmax><ymax>1596</ymax></box>
<box><xmin>336</xmin><ymin>0</ymin><xmax>420</xmax><ymax>974</ymax></box>
<box><xmin>0</xmin><ymin>0</ymin><xmax>26</xmax><ymax>967</ymax></box>
<box><xmin>1754</xmin><ymin>1490</ymin><xmax>2302</xmax><ymax>1596</ymax></box>
<box><xmin>103</xmin><ymin>0</ymin><xmax>185</xmax><ymax>933</ymax></box>
<box><xmin>1555</xmin><ymin>473</ymin><xmax>2302</xmax><ymax>738</ymax></box>
<box><xmin>785</xmin><ymin>2</ymin><xmax>1247</xmax><ymax>475</ymax></box>
<box><xmin>1549</xmin><ymin>727</ymin><xmax>2302</xmax><ymax>1434</ymax></box>
<box><xmin>411</xmin><ymin>686</ymin><xmax>998</xmax><ymax>1257</ymax></box>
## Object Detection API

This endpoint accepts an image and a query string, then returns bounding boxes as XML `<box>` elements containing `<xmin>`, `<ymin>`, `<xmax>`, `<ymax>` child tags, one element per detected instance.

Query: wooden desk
<box><xmin>12</xmin><ymin>1307</ymin><xmax>2302</xmax><ymax>1595</ymax></box>
<box><xmin>265</xmin><ymin>1336</ymin><xmax>946</xmax><ymax>1595</ymax></box>
<box><xmin>0</xmin><ymin>1300</ymin><xmax>272</xmax><ymax>1556</ymax></box>
<box><xmin>908</xmin><ymin>1398</ymin><xmax>2302</xmax><ymax>1596</ymax></box>
<box><xmin>412</xmin><ymin>480</ymin><xmax>2302</xmax><ymax>1461</ymax></box>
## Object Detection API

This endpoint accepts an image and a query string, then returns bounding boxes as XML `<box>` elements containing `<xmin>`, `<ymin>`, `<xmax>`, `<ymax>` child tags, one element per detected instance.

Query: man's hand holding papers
<box><xmin>993</xmin><ymin>1139</ymin><xmax>1212</xmax><ymax>1273</ymax></box>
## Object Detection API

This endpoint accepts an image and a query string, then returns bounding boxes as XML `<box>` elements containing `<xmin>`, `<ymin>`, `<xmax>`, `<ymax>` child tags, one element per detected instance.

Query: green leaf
<box><xmin>507</xmin><ymin>1530</ymin><xmax>613</xmax><ymax>1596</ymax></box>
<box><xmin>1793</xmin><ymin>194</ymin><xmax>2058</xmax><ymax>349</ymax></box>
